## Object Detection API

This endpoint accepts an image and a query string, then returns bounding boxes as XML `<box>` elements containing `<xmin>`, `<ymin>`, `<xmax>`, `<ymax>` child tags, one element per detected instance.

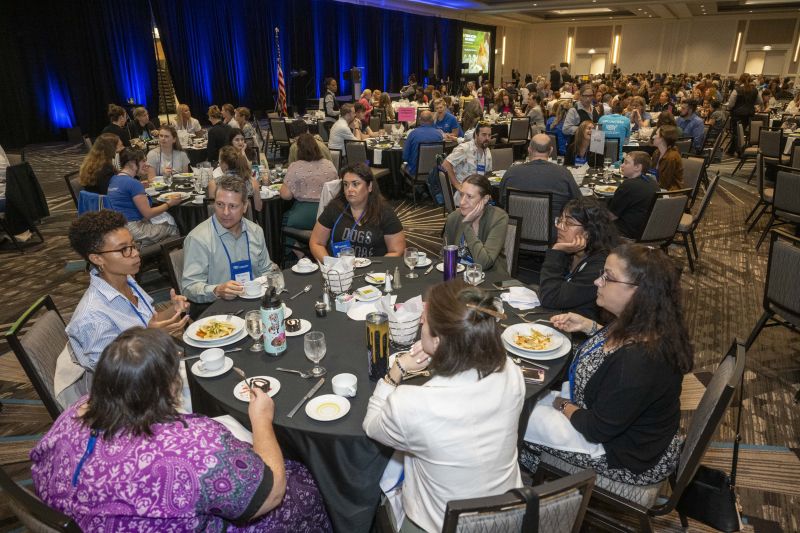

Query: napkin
<box><xmin>500</xmin><ymin>286</ymin><xmax>540</xmax><ymax>310</ymax></box>
<box><xmin>524</xmin><ymin>390</ymin><xmax>605</xmax><ymax>458</ymax></box>
<box><xmin>260</xmin><ymin>186</ymin><xmax>279</xmax><ymax>199</ymax></box>
<box><xmin>375</xmin><ymin>295</ymin><xmax>423</xmax><ymax>322</ymax></box>
<box><xmin>296</xmin><ymin>257</ymin><xmax>314</xmax><ymax>270</ymax></box>
<box><xmin>322</xmin><ymin>255</ymin><xmax>355</xmax><ymax>273</ymax></box>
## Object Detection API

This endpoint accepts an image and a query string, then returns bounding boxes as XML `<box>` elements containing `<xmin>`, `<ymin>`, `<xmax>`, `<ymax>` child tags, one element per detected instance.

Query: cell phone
<box><xmin>493</xmin><ymin>279</ymin><xmax>526</xmax><ymax>289</ymax></box>
<box><xmin>521</xmin><ymin>367</ymin><xmax>545</xmax><ymax>383</ymax></box>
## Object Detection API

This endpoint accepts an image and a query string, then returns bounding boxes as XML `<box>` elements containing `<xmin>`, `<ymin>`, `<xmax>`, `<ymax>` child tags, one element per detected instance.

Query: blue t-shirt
<box><xmin>433</xmin><ymin>112</ymin><xmax>463</xmax><ymax>136</ymax></box>
<box><xmin>106</xmin><ymin>173</ymin><xmax>147</xmax><ymax>222</ymax></box>
<box><xmin>403</xmin><ymin>125</ymin><xmax>444</xmax><ymax>175</ymax></box>
<box><xmin>546</xmin><ymin>118</ymin><xmax>568</xmax><ymax>156</ymax></box>
<box><xmin>598</xmin><ymin>113</ymin><xmax>631</xmax><ymax>161</ymax></box>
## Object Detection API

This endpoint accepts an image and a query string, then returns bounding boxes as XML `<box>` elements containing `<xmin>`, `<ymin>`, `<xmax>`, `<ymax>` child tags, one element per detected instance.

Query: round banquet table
<box><xmin>185</xmin><ymin>256</ymin><xmax>571</xmax><ymax>533</ymax></box>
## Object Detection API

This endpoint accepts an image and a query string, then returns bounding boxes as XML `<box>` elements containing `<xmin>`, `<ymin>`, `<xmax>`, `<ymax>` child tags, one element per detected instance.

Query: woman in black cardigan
<box><xmin>522</xmin><ymin>244</ymin><xmax>693</xmax><ymax>485</ymax></box>
<box><xmin>538</xmin><ymin>198</ymin><xmax>618</xmax><ymax>320</ymax></box>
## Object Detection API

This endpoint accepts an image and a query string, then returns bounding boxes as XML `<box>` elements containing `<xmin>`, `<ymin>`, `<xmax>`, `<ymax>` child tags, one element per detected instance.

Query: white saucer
<box><xmin>354</xmin><ymin>285</ymin><xmax>382</xmax><ymax>302</ymax></box>
<box><xmin>291</xmin><ymin>263</ymin><xmax>319</xmax><ymax>274</ymax></box>
<box><xmin>353</xmin><ymin>258</ymin><xmax>372</xmax><ymax>268</ymax></box>
<box><xmin>191</xmin><ymin>356</ymin><xmax>233</xmax><ymax>378</ymax></box>
<box><xmin>346</xmin><ymin>296</ymin><xmax>397</xmax><ymax>321</ymax></box>
<box><xmin>182</xmin><ymin>328</ymin><xmax>248</xmax><ymax>349</ymax></box>
<box><xmin>415</xmin><ymin>257</ymin><xmax>433</xmax><ymax>268</ymax></box>
<box><xmin>435</xmin><ymin>262</ymin><xmax>466</xmax><ymax>273</ymax></box>
<box><xmin>503</xmin><ymin>333</ymin><xmax>571</xmax><ymax>361</ymax></box>
<box><xmin>285</xmin><ymin>318</ymin><xmax>312</xmax><ymax>337</ymax></box>
<box><xmin>305</xmin><ymin>394</ymin><xmax>351</xmax><ymax>421</ymax></box>
<box><xmin>365</xmin><ymin>273</ymin><xmax>393</xmax><ymax>284</ymax></box>
<box><xmin>233</xmin><ymin>376</ymin><xmax>281</xmax><ymax>401</ymax></box>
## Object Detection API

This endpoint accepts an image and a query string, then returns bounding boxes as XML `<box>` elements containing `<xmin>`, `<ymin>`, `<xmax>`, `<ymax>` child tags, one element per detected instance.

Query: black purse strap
<box><xmin>509</xmin><ymin>486</ymin><xmax>538</xmax><ymax>532</ymax></box>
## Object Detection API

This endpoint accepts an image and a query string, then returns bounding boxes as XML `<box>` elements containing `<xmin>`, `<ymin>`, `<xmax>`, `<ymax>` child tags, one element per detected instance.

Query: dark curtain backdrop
<box><xmin>151</xmin><ymin>0</ymin><xmax>493</xmax><ymax>116</ymax></box>
<box><xmin>0</xmin><ymin>1</ymin><xmax>158</xmax><ymax>148</ymax></box>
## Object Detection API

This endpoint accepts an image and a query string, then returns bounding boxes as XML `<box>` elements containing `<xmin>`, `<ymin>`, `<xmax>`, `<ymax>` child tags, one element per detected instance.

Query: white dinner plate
<box><xmin>503</xmin><ymin>335</ymin><xmax>571</xmax><ymax>361</ymax></box>
<box><xmin>346</xmin><ymin>296</ymin><xmax>397</xmax><ymax>321</ymax></box>
<box><xmin>594</xmin><ymin>185</ymin><xmax>618</xmax><ymax>195</ymax></box>
<box><xmin>285</xmin><ymin>318</ymin><xmax>312</xmax><ymax>337</ymax></box>
<box><xmin>182</xmin><ymin>327</ymin><xmax>248</xmax><ymax>349</ymax></box>
<box><xmin>501</xmin><ymin>323</ymin><xmax>564</xmax><ymax>353</ymax></box>
<box><xmin>365</xmin><ymin>272</ymin><xmax>392</xmax><ymax>284</ymax></box>
<box><xmin>191</xmin><ymin>356</ymin><xmax>233</xmax><ymax>378</ymax></box>
<box><xmin>415</xmin><ymin>257</ymin><xmax>433</xmax><ymax>268</ymax></box>
<box><xmin>186</xmin><ymin>315</ymin><xmax>245</xmax><ymax>342</ymax></box>
<box><xmin>173</xmin><ymin>172</ymin><xmax>194</xmax><ymax>179</ymax></box>
<box><xmin>435</xmin><ymin>262</ymin><xmax>466</xmax><ymax>273</ymax></box>
<box><xmin>353</xmin><ymin>257</ymin><xmax>372</xmax><ymax>268</ymax></box>
<box><xmin>156</xmin><ymin>191</ymin><xmax>191</xmax><ymax>203</ymax></box>
<box><xmin>233</xmin><ymin>376</ymin><xmax>281</xmax><ymax>402</ymax></box>
<box><xmin>291</xmin><ymin>263</ymin><xmax>320</xmax><ymax>274</ymax></box>
<box><xmin>305</xmin><ymin>394</ymin><xmax>351</xmax><ymax>421</ymax></box>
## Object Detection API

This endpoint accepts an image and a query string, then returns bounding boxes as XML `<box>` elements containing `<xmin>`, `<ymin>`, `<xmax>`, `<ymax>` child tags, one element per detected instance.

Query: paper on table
<box><xmin>500</xmin><ymin>286</ymin><xmax>541</xmax><ymax>310</ymax></box>
<box><xmin>590</xmin><ymin>129</ymin><xmax>606</xmax><ymax>154</ymax></box>
<box><xmin>374</xmin><ymin>149</ymin><xmax>382</xmax><ymax>165</ymax></box>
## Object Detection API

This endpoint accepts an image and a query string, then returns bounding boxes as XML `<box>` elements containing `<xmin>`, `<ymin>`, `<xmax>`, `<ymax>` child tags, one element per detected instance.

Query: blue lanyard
<box><xmin>125</xmin><ymin>280</ymin><xmax>154</xmax><ymax>326</ymax></box>
<box><xmin>329</xmin><ymin>205</ymin><xmax>366</xmax><ymax>249</ymax></box>
<box><xmin>72</xmin><ymin>430</ymin><xmax>99</xmax><ymax>486</ymax></box>
<box><xmin>212</xmin><ymin>217</ymin><xmax>251</xmax><ymax>278</ymax></box>
<box><xmin>158</xmin><ymin>149</ymin><xmax>172</xmax><ymax>175</ymax></box>
<box><xmin>567</xmin><ymin>328</ymin><xmax>607</xmax><ymax>401</ymax></box>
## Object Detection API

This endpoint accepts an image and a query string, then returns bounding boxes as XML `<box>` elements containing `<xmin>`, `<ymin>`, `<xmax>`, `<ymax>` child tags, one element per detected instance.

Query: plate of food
<box><xmin>268</xmin><ymin>183</ymin><xmax>282</xmax><ymax>191</ymax></box>
<box><xmin>353</xmin><ymin>257</ymin><xmax>372</xmax><ymax>268</ymax></box>
<box><xmin>373</xmin><ymin>142</ymin><xmax>393</xmax><ymax>150</ymax></box>
<box><xmin>364</xmin><ymin>272</ymin><xmax>392</xmax><ymax>285</ymax></box>
<box><xmin>186</xmin><ymin>315</ymin><xmax>245</xmax><ymax>342</ymax></box>
<box><xmin>233</xmin><ymin>376</ymin><xmax>281</xmax><ymax>402</ymax></box>
<box><xmin>156</xmin><ymin>191</ymin><xmax>191</xmax><ymax>203</ymax></box>
<box><xmin>501</xmin><ymin>323</ymin><xmax>563</xmax><ymax>353</ymax></box>
<box><xmin>594</xmin><ymin>185</ymin><xmax>618</xmax><ymax>195</ymax></box>
<box><xmin>173</xmin><ymin>172</ymin><xmax>194</xmax><ymax>179</ymax></box>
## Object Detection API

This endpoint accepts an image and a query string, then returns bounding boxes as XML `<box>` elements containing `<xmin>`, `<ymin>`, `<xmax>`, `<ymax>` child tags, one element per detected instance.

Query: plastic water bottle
<box><xmin>260</xmin><ymin>287</ymin><xmax>286</xmax><ymax>356</ymax></box>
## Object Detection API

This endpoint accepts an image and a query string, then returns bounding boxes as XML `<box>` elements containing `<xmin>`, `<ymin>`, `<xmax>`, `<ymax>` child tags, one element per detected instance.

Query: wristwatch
<box><xmin>557</xmin><ymin>399</ymin><xmax>570</xmax><ymax>412</ymax></box>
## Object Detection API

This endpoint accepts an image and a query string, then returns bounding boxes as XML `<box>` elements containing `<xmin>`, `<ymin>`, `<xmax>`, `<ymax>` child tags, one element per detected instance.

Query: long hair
<box><xmin>560</xmin><ymin>197</ymin><xmax>619</xmax><ymax>256</ymax></box>
<box><xmin>81</xmin><ymin>328</ymin><xmax>183</xmax><ymax>439</ymax></box>
<box><xmin>159</xmin><ymin>124</ymin><xmax>182</xmax><ymax>151</ymax></box>
<box><xmin>574</xmin><ymin>120</ymin><xmax>593</xmax><ymax>156</ymax></box>
<box><xmin>426</xmin><ymin>281</ymin><xmax>506</xmax><ymax>379</ymax></box>
<box><xmin>295</xmin><ymin>133</ymin><xmax>323</xmax><ymax>162</ymax></box>
<box><xmin>175</xmin><ymin>104</ymin><xmax>191</xmax><ymax>129</ymax></box>
<box><xmin>461</xmin><ymin>99</ymin><xmax>484</xmax><ymax>132</ymax></box>
<box><xmin>606</xmin><ymin>245</ymin><xmax>694</xmax><ymax>374</ymax></box>
<box><xmin>79</xmin><ymin>133</ymin><xmax>119</xmax><ymax>186</ymax></box>
<box><xmin>332</xmin><ymin>162</ymin><xmax>385</xmax><ymax>226</ymax></box>
<box><xmin>218</xmin><ymin>145</ymin><xmax>251</xmax><ymax>180</ymax></box>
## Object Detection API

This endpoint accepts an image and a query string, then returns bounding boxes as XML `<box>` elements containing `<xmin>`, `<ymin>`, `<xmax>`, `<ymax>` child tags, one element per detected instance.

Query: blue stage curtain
<box><xmin>0</xmin><ymin>1</ymin><xmax>158</xmax><ymax>147</ymax></box>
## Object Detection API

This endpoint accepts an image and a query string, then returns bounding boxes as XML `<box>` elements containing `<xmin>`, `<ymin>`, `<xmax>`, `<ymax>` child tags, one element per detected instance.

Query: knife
<box><xmin>287</xmin><ymin>378</ymin><xmax>325</xmax><ymax>418</ymax></box>
<box><xmin>423</xmin><ymin>264</ymin><xmax>435</xmax><ymax>275</ymax></box>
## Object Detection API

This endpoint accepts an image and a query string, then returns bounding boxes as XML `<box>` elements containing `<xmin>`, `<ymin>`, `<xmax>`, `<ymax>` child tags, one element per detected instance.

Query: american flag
<box><xmin>275</xmin><ymin>28</ymin><xmax>287</xmax><ymax>116</ymax></box>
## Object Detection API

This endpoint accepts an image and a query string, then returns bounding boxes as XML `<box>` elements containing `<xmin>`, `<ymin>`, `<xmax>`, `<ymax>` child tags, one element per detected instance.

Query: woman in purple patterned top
<box><xmin>31</xmin><ymin>328</ymin><xmax>331</xmax><ymax>532</ymax></box>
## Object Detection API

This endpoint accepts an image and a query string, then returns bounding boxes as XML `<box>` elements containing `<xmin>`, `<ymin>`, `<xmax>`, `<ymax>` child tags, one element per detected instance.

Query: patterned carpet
<box><xmin>0</xmin><ymin>144</ymin><xmax>798</xmax><ymax>532</ymax></box>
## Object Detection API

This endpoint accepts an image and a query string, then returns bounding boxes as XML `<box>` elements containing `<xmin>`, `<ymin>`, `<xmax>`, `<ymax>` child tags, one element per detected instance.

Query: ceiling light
<box><xmin>588</xmin><ymin>48</ymin><xmax>596</xmax><ymax>54</ymax></box>
<box><xmin>763</xmin><ymin>45</ymin><xmax>772</xmax><ymax>50</ymax></box>
<box><xmin>637</xmin><ymin>8</ymin><xmax>642</xmax><ymax>10</ymax></box>
<box><xmin>552</xmin><ymin>7</ymin><xmax>613</xmax><ymax>15</ymax></box>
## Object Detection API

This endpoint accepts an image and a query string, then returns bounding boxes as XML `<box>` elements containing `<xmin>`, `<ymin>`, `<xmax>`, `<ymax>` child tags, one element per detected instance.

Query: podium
<box><xmin>343</xmin><ymin>67</ymin><xmax>363</xmax><ymax>101</ymax></box>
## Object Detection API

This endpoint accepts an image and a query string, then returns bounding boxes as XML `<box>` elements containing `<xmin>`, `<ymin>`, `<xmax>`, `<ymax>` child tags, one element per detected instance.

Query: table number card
<box><xmin>397</xmin><ymin>107</ymin><xmax>416</xmax><ymax>122</ymax></box>
<box><xmin>590</xmin><ymin>129</ymin><xmax>606</xmax><ymax>154</ymax></box>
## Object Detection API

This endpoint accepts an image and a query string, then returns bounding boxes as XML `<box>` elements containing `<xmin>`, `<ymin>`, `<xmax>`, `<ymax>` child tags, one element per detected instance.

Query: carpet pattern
<box><xmin>0</xmin><ymin>144</ymin><xmax>798</xmax><ymax>532</ymax></box>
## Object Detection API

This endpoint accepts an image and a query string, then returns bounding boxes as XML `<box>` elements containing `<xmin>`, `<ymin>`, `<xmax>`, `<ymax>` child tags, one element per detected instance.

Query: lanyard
<box><xmin>72</xmin><ymin>430</ymin><xmax>100</xmax><ymax>486</ymax></box>
<box><xmin>564</xmin><ymin>256</ymin><xmax>589</xmax><ymax>282</ymax></box>
<box><xmin>329</xmin><ymin>205</ymin><xmax>366</xmax><ymax>249</ymax></box>
<box><xmin>158</xmin><ymin>149</ymin><xmax>172</xmax><ymax>174</ymax></box>
<box><xmin>125</xmin><ymin>280</ymin><xmax>154</xmax><ymax>326</ymax></box>
<box><xmin>212</xmin><ymin>217</ymin><xmax>252</xmax><ymax>280</ymax></box>
<box><xmin>567</xmin><ymin>327</ymin><xmax>607</xmax><ymax>402</ymax></box>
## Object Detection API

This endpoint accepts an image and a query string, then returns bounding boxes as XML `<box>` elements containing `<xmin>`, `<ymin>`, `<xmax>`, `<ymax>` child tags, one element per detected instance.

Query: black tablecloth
<box><xmin>186</xmin><ymin>147</ymin><xmax>208</xmax><ymax>166</ymax></box>
<box><xmin>366</xmin><ymin>145</ymin><xmax>404</xmax><ymax>198</ymax></box>
<box><xmin>186</xmin><ymin>257</ymin><xmax>570</xmax><ymax>533</ymax></box>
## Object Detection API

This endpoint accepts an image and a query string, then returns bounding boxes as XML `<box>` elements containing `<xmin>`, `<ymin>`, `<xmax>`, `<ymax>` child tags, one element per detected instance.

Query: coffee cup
<box><xmin>244</xmin><ymin>280</ymin><xmax>262</xmax><ymax>297</ymax></box>
<box><xmin>198</xmin><ymin>348</ymin><xmax>224</xmax><ymax>373</ymax></box>
<box><xmin>332</xmin><ymin>373</ymin><xmax>357</xmax><ymax>397</ymax></box>
<box><xmin>417</xmin><ymin>251</ymin><xmax>427</xmax><ymax>263</ymax></box>
<box><xmin>193</xmin><ymin>194</ymin><xmax>204</xmax><ymax>204</ymax></box>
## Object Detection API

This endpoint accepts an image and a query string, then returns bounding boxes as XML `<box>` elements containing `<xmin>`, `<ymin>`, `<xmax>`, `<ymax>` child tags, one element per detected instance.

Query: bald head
<box><xmin>418</xmin><ymin>110</ymin><xmax>434</xmax><ymax>125</ymax></box>
<box><xmin>530</xmin><ymin>133</ymin><xmax>553</xmax><ymax>159</ymax></box>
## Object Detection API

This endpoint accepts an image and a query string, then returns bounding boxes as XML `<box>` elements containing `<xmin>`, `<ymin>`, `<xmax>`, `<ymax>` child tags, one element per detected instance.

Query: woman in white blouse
<box><xmin>174</xmin><ymin>104</ymin><xmax>202</xmax><ymax>134</ymax></box>
<box><xmin>363</xmin><ymin>281</ymin><xmax>525</xmax><ymax>533</ymax></box>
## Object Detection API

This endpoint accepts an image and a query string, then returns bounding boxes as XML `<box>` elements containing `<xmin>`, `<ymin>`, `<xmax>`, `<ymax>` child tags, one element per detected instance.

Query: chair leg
<box><xmin>689</xmin><ymin>231</ymin><xmax>699</xmax><ymax>258</ymax></box>
<box><xmin>746</xmin><ymin>204</ymin><xmax>769</xmax><ymax>232</ymax></box>
<box><xmin>744</xmin><ymin>199</ymin><xmax>764</xmax><ymax>224</ymax></box>
<box><xmin>683</xmin><ymin>237</ymin><xmax>695</xmax><ymax>272</ymax></box>
<box><xmin>731</xmin><ymin>158</ymin><xmax>745</xmax><ymax>176</ymax></box>
<box><xmin>745</xmin><ymin>311</ymin><xmax>771</xmax><ymax>350</ymax></box>
<box><xmin>755</xmin><ymin>213</ymin><xmax>775</xmax><ymax>249</ymax></box>
<box><xmin>679</xmin><ymin>511</ymin><xmax>689</xmax><ymax>529</ymax></box>
<box><xmin>638</xmin><ymin>515</ymin><xmax>655</xmax><ymax>533</ymax></box>
<box><xmin>746</xmin><ymin>160</ymin><xmax>757</xmax><ymax>184</ymax></box>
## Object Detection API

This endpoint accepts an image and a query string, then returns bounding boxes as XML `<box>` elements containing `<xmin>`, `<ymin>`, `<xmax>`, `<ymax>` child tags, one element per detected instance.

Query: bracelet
<box><xmin>558</xmin><ymin>399</ymin><xmax>570</xmax><ymax>412</ymax></box>
<box><xmin>384</xmin><ymin>373</ymin><xmax>399</xmax><ymax>387</ymax></box>
<box><xmin>395</xmin><ymin>358</ymin><xmax>408</xmax><ymax>377</ymax></box>
<box><xmin>589</xmin><ymin>321</ymin><xmax>598</xmax><ymax>335</ymax></box>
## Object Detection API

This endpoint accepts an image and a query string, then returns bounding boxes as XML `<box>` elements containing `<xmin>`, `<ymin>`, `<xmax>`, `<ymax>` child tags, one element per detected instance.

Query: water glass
<box><xmin>245</xmin><ymin>310</ymin><xmax>264</xmax><ymax>352</ymax></box>
<box><xmin>304</xmin><ymin>331</ymin><xmax>327</xmax><ymax>377</ymax></box>
<box><xmin>404</xmin><ymin>247</ymin><xmax>419</xmax><ymax>278</ymax></box>
<box><xmin>266</xmin><ymin>263</ymin><xmax>285</xmax><ymax>294</ymax></box>
<box><xmin>338</xmin><ymin>246</ymin><xmax>355</xmax><ymax>259</ymax></box>
<box><xmin>464</xmin><ymin>263</ymin><xmax>484</xmax><ymax>286</ymax></box>
<box><xmin>193</xmin><ymin>177</ymin><xmax>204</xmax><ymax>194</ymax></box>
<box><xmin>556</xmin><ymin>156</ymin><xmax>564</xmax><ymax>166</ymax></box>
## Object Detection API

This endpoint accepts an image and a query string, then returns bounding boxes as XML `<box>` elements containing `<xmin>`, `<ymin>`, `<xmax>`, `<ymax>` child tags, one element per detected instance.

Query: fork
<box><xmin>514</xmin><ymin>310</ymin><xmax>551</xmax><ymax>319</ymax></box>
<box><xmin>276</xmin><ymin>367</ymin><xmax>313</xmax><ymax>378</ymax></box>
<box><xmin>233</xmin><ymin>366</ymin><xmax>253</xmax><ymax>388</ymax></box>
<box><xmin>511</xmin><ymin>357</ymin><xmax>550</xmax><ymax>371</ymax></box>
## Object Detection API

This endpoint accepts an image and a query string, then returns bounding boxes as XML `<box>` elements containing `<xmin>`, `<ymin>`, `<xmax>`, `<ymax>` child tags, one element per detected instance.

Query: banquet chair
<box><xmin>1</xmin><ymin>163</ymin><xmax>47</xmax><ymax>253</ymax></box>
<box><xmin>702</xmin><ymin>116</ymin><xmax>728</xmax><ymax>167</ymax></box>
<box><xmin>505</xmin><ymin>216</ymin><xmax>522</xmax><ymax>277</ymax></box>
<box><xmin>369</xmin><ymin>115</ymin><xmax>382</xmax><ymax>132</ymax></box>
<box><xmin>636</xmin><ymin>189</ymin><xmax>691</xmax><ymax>251</ymax></box>
<box><xmin>536</xmin><ymin>340</ymin><xmax>745</xmax><ymax>533</ymax></box>
<box><xmin>491</xmin><ymin>147</ymin><xmax>514</xmax><ymax>171</ymax></box>
<box><xmin>748</xmin><ymin>127</ymin><xmax>783</xmax><ymax>184</ymax></box>
<box><xmin>441</xmin><ymin>469</ymin><xmax>595</xmax><ymax>533</ymax></box>
<box><xmin>270</xmin><ymin>118</ymin><xmax>292</xmax><ymax>157</ymax></box>
<box><xmin>161</xmin><ymin>237</ymin><xmax>186</xmax><ymax>294</ymax></box>
<box><xmin>5</xmin><ymin>295</ymin><xmax>68</xmax><ymax>420</ymax></box>
<box><xmin>0</xmin><ymin>466</ymin><xmax>81</xmax><ymax>533</ymax></box>
<box><xmin>604</xmin><ymin>139</ymin><xmax>620</xmax><ymax>163</ymax></box>
<box><xmin>747</xmin><ymin>120</ymin><xmax>764</xmax><ymax>147</ymax></box>
<box><xmin>681</xmin><ymin>155</ymin><xmax>705</xmax><ymax>209</ymax></box>
<box><xmin>64</xmin><ymin>170</ymin><xmax>81</xmax><ymax>208</ymax></box>
<box><xmin>437</xmin><ymin>169</ymin><xmax>456</xmax><ymax>214</ymax></box>
<box><xmin>330</xmin><ymin>149</ymin><xmax>341</xmax><ymax>172</ymax></box>
<box><xmin>500</xmin><ymin>116</ymin><xmax>531</xmax><ymax>146</ymax></box>
<box><xmin>745</xmin><ymin>155</ymin><xmax>776</xmax><ymax>233</ymax></box>
<box><xmin>731</xmin><ymin>122</ymin><xmax>758</xmax><ymax>177</ymax></box>
<box><xmin>675</xmin><ymin>138</ymin><xmax>693</xmax><ymax>156</ymax></box>
<box><xmin>344</xmin><ymin>141</ymin><xmax>390</xmax><ymax>181</ymax></box>
<box><xmin>402</xmin><ymin>142</ymin><xmax>443</xmax><ymax>205</ymax></box>
<box><xmin>318</xmin><ymin>120</ymin><xmax>331</xmax><ymax>143</ymax></box>
<box><xmin>675</xmin><ymin>172</ymin><xmax>721</xmax><ymax>272</ymax></box>
<box><xmin>791</xmin><ymin>144</ymin><xmax>800</xmax><ymax>168</ymax></box>
<box><xmin>504</xmin><ymin>189</ymin><xmax>552</xmax><ymax>253</ymax></box>
<box><xmin>744</xmin><ymin>229</ymin><xmax>800</xmax><ymax>354</ymax></box>
<box><xmin>754</xmin><ymin>166</ymin><xmax>800</xmax><ymax>249</ymax></box>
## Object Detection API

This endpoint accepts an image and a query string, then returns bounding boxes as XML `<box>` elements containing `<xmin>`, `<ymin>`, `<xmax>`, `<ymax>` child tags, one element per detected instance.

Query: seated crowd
<box><xmin>29</xmin><ymin>65</ymin><xmax>785</xmax><ymax>531</ymax></box>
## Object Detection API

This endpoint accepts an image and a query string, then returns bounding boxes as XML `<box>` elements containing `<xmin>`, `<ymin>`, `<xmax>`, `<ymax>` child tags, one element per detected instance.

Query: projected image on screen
<box><xmin>462</xmin><ymin>28</ymin><xmax>491</xmax><ymax>74</ymax></box>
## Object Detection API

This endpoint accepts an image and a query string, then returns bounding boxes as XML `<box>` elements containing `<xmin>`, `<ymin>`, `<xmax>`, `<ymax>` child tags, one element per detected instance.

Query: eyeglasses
<box><xmin>93</xmin><ymin>242</ymin><xmax>141</xmax><ymax>258</ymax></box>
<box><xmin>554</xmin><ymin>216</ymin><xmax>582</xmax><ymax>229</ymax></box>
<box><xmin>597</xmin><ymin>271</ymin><xmax>639</xmax><ymax>287</ymax></box>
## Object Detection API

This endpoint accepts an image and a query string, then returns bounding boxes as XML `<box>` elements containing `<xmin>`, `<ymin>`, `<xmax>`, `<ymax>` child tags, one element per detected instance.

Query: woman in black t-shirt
<box><xmin>310</xmin><ymin>163</ymin><xmax>406</xmax><ymax>261</ymax></box>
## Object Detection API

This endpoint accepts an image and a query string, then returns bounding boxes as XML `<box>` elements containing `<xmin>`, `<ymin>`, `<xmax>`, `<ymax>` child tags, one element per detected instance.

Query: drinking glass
<box><xmin>266</xmin><ymin>263</ymin><xmax>285</xmax><ymax>294</ymax></box>
<box><xmin>245</xmin><ymin>310</ymin><xmax>264</xmax><ymax>352</ymax></box>
<box><xmin>464</xmin><ymin>263</ymin><xmax>484</xmax><ymax>286</ymax></box>
<box><xmin>338</xmin><ymin>246</ymin><xmax>355</xmax><ymax>260</ymax></box>
<box><xmin>556</xmin><ymin>156</ymin><xmax>564</xmax><ymax>166</ymax></box>
<box><xmin>304</xmin><ymin>331</ymin><xmax>327</xmax><ymax>377</ymax></box>
<box><xmin>164</xmin><ymin>172</ymin><xmax>173</xmax><ymax>188</ymax></box>
<box><xmin>404</xmin><ymin>247</ymin><xmax>419</xmax><ymax>278</ymax></box>
<box><xmin>193</xmin><ymin>177</ymin><xmax>204</xmax><ymax>194</ymax></box>
<box><xmin>275</xmin><ymin>162</ymin><xmax>283</xmax><ymax>174</ymax></box>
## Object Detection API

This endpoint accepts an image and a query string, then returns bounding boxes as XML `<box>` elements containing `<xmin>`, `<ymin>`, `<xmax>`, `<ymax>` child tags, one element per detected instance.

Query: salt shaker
<box><xmin>393</xmin><ymin>266</ymin><xmax>402</xmax><ymax>289</ymax></box>
<box><xmin>321</xmin><ymin>281</ymin><xmax>332</xmax><ymax>311</ymax></box>
<box><xmin>384</xmin><ymin>271</ymin><xmax>393</xmax><ymax>293</ymax></box>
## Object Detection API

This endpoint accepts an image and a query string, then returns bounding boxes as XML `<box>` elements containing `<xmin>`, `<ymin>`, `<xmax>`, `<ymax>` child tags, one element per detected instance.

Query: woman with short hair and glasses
<box><xmin>538</xmin><ymin>198</ymin><xmax>619</xmax><ymax>320</ymax></box>
<box><xmin>521</xmin><ymin>244</ymin><xmax>693</xmax><ymax>486</ymax></box>
<box><xmin>66</xmin><ymin>210</ymin><xmax>189</xmax><ymax>371</ymax></box>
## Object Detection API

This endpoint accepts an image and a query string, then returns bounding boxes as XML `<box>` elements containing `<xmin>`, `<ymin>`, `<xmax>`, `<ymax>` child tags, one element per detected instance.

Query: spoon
<box><xmin>289</xmin><ymin>284</ymin><xmax>312</xmax><ymax>300</ymax></box>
